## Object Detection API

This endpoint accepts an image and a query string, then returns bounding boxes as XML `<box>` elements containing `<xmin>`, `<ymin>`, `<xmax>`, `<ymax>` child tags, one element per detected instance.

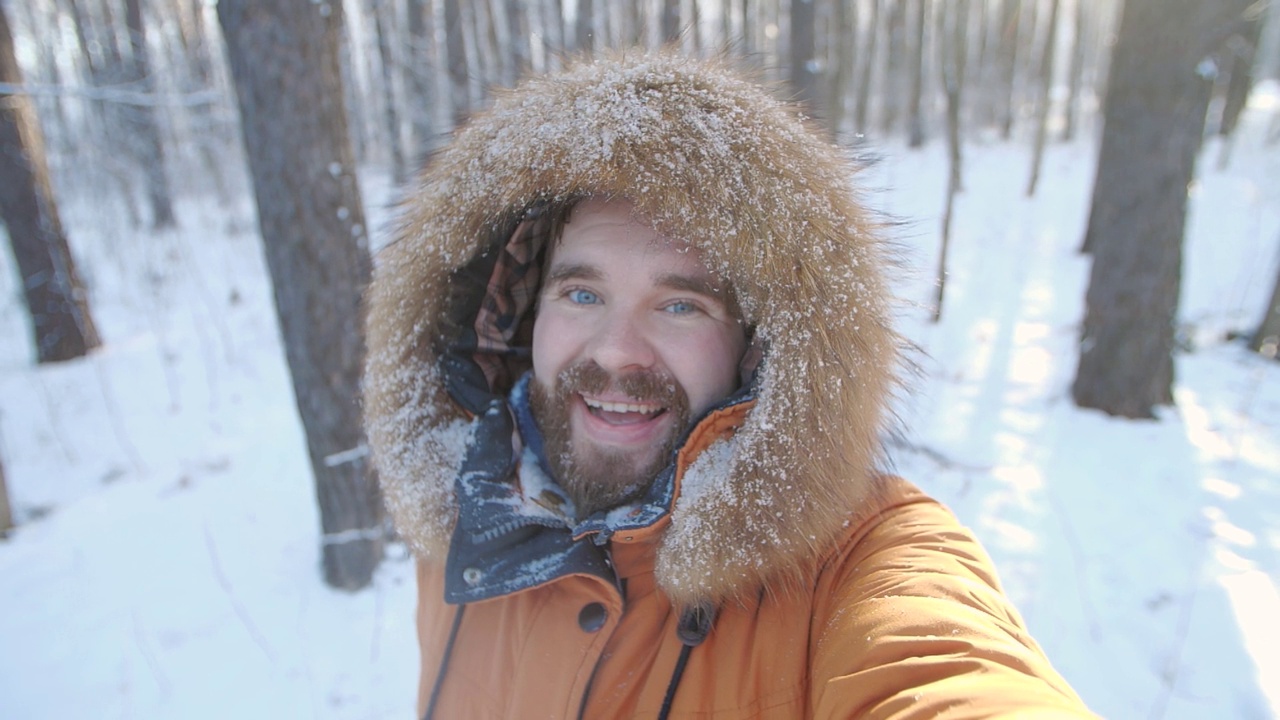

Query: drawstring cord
<box><xmin>423</xmin><ymin>604</ymin><xmax>466</xmax><ymax>720</ymax></box>
<box><xmin>657</xmin><ymin>604</ymin><xmax>717</xmax><ymax>720</ymax></box>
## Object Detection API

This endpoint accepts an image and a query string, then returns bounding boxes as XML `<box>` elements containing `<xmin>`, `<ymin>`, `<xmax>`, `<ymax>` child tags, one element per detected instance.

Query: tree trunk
<box><xmin>1072</xmin><ymin>0</ymin><xmax>1251</xmax><ymax>418</ymax></box>
<box><xmin>790</xmin><ymin>0</ymin><xmax>821</xmax><ymax>119</ymax></box>
<box><xmin>217</xmin><ymin>0</ymin><xmax>383</xmax><ymax>590</ymax></box>
<box><xmin>406</xmin><ymin>0</ymin><xmax>437</xmax><ymax>155</ymax></box>
<box><xmin>906</xmin><ymin>0</ymin><xmax>928</xmax><ymax>147</ymax></box>
<box><xmin>374</xmin><ymin>0</ymin><xmax>407</xmax><ymax>183</ymax></box>
<box><xmin>853</xmin><ymin>0</ymin><xmax>880</xmax><ymax>134</ymax></box>
<box><xmin>663</xmin><ymin>0</ymin><xmax>681</xmax><ymax>44</ymax></box>
<box><xmin>0</xmin><ymin>453</ymin><xmax>12</xmax><ymax>536</ymax></box>
<box><xmin>575</xmin><ymin>0</ymin><xmax>593</xmax><ymax>50</ymax></box>
<box><xmin>443</xmin><ymin>0</ymin><xmax>470</xmax><ymax>128</ymax></box>
<box><xmin>1215</xmin><ymin>3</ymin><xmax>1266</xmax><ymax>168</ymax></box>
<box><xmin>1061</xmin><ymin>0</ymin><xmax>1088</xmax><ymax>141</ymax></box>
<box><xmin>123</xmin><ymin>0</ymin><xmax>176</xmax><ymax>228</ymax></box>
<box><xmin>1026</xmin><ymin>0</ymin><xmax>1061</xmax><ymax>196</ymax></box>
<box><xmin>995</xmin><ymin>0</ymin><xmax>1020</xmax><ymax>138</ymax></box>
<box><xmin>0</xmin><ymin>5</ymin><xmax>101</xmax><ymax>364</ymax></box>
<box><xmin>933</xmin><ymin>0</ymin><xmax>966</xmax><ymax>322</ymax></box>
<box><xmin>504</xmin><ymin>0</ymin><xmax>531</xmax><ymax>78</ymax></box>
<box><xmin>881</xmin><ymin>0</ymin><xmax>906</xmax><ymax>134</ymax></box>
<box><xmin>1252</xmin><ymin>238</ymin><xmax>1280</xmax><ymax>359</ymax></box>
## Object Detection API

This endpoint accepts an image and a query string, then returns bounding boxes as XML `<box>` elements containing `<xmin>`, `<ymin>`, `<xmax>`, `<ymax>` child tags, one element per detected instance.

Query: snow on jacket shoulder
<box><xmin>361</xmin><ymin>50</ymin><xmax>1096</xmax><ymax>719</ymax></box>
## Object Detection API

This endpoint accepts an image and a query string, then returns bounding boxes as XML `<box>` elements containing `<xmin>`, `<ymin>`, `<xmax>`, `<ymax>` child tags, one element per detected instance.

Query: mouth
<box><xmin>581</xmin><ymin>396</ymin><xmax>668</xmax><ymax>425</ymax></box>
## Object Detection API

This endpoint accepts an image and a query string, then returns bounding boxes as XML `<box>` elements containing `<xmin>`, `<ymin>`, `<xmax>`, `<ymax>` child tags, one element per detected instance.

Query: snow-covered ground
<box><xmin>2</xmin><ymin>87</ymin><xmax>1278</xmax><ymax>718</ymax></box>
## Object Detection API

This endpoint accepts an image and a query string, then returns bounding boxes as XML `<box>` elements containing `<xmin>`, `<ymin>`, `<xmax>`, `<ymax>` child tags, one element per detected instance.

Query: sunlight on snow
<box><xmin>1218</xmin><ymin>570</ymin><xmax>1280</xmax><ymax>719</ymax></box>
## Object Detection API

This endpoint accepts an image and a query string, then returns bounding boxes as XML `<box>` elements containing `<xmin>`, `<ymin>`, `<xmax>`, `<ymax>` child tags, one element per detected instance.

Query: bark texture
<box><xmin>217</xmin><ymin>0</ymin><xmax>382</xmax><ymax>589</ymax></box>
<box><xmin>1251</xmin><ymin>238</ymin><xmax>1280</xmax><ymax>358</ymax></box>
<box><xmin>0</xmin><ymin>5</ymin><xmax>100</xmax><ymax>363</ymax></box>
<box><xmin>1073</xmin><ymin>0</ymin><xmax>1251</xmax><ymax>418</ymax></box>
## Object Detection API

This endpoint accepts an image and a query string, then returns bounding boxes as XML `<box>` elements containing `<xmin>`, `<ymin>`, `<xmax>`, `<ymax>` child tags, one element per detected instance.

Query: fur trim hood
<box><xmin>363</xmin><ymin>51</ymin><xmax>902</xmax><ymax>607</ymax></box>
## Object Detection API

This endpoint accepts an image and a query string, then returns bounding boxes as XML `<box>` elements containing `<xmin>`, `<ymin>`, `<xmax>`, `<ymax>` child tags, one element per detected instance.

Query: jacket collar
<box><xmin>443</xmin><ymin>372</ymin><xmax>755</xmax><ymax>603</ymax></box>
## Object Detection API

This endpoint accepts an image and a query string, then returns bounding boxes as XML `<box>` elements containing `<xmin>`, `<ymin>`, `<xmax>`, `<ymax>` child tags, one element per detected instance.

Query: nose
<box><xmin>588</xmin><ymin>310</ymin><xmax>657</xmax><ymax>373</ymax></box>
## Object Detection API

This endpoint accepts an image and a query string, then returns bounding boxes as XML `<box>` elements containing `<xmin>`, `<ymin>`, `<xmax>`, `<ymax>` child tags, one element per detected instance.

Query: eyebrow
<box><xmin>543</xmin><ymin>263</ymin><xmax>603</xmax><ymax>287</ymax></box>
<box><xmin>655</xmin><ymin>272</ymin><xmax>725</xmax><ymax>299</ymax></box>
<box><xmin>542</xmin><ymin>264</ymin><xmax>726</xmax><ymax>301</ymax></box>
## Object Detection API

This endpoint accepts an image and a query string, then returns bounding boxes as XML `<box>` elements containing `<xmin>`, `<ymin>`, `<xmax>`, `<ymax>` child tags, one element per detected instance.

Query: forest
<box><xmin>1</xmin><ymin>0</ymin><xmax>1279</xmax><ymax>718</ymax></box>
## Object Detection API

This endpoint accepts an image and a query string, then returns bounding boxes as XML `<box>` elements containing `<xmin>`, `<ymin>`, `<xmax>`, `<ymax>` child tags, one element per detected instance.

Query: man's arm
<box><xmin>808</xmin><ymin>491</ymin><xmax>1097</xmax><ymax>719</ymax></box>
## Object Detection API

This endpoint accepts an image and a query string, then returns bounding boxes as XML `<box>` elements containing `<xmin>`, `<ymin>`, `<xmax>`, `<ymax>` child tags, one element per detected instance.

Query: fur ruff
<box><xmin>363</xmin><ymin>50</ymin><xmax>903</xmax><ymax>608</ymax></box>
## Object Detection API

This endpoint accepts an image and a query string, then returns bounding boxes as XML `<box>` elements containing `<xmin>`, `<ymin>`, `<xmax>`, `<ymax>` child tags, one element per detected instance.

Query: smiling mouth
<box><xmin>581</xmin><ymin>396</ymin><xmax>668</xmax><ymax>424</ymax></box>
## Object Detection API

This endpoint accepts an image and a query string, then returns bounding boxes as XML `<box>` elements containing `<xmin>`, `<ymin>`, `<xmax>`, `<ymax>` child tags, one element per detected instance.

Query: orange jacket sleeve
<box><xmin>809</xmin><ymin>497</ymin><xmax>1098</xmax><ymax>719</ymax></box>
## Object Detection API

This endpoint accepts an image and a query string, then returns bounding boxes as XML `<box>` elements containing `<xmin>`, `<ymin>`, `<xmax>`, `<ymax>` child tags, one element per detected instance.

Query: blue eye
<box><xmin>568</xmin><ymin>289</ymin><xmax>600</xmax><ymax>305</ymax></box>
<box><xmin>664</xmin><ymin>300</ymin><xmax>696</xmax><ymax>315</ymax></box>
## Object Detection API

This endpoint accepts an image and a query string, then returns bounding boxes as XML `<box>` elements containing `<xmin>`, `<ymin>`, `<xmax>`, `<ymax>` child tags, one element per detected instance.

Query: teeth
<box><xmin>584</xmin><ymin>398</ymin><xmax>663</xmax><ymax>414</ymax></box>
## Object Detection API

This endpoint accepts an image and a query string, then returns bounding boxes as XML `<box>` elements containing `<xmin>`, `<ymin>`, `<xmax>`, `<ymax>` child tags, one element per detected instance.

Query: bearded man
<box><xmin>363</xmin><ymin>52</ymin><xmax>1095</xmax><ymax>719</ymax></box>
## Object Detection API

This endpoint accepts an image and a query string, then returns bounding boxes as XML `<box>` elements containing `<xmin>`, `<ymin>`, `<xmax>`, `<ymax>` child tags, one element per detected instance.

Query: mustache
<box><xmin>558</xmin><ymin>361</ymin><xmax>681</xmax><ymax>407</ymax></box>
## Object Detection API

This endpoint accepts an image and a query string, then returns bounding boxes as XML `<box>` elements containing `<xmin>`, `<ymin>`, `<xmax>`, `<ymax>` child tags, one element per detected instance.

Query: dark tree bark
<box><xmin>826</xmin><ymin>0</ymin><xmax>854</xmax><ymax>135</ymax></box>
<box><xmin>881</xmin><ymin>0</ymin><xmax>907</xmax><ymax>134</ymax></box>
<box><xmin>933</xmin><ymin>0</ymin><xmax>966</xmax><ymax>322</ymax></box>
<box><xmin>406</xmin><ymin>0</ymin><xmax>437</xmax><ymax>155</ymax></box>
<box><xmin>575</xmin><ymin>0</ymin><xmax>593</xmax><ymax>50</ymax></box>
<box><xmin>374</xmin><ymin>0</ymin><xmax>407</xmax><ymax>183</ymax></box>
<box><xmin>1072</xmin><ymin>0</ymin><xmax>1252</xmax><ymax>418</ymax></box>
<box><xmin>1061</xmin><ymin>0</ymin><xmax>1088</xmax><ymax>141</ymax></box>
<box><xmin>217</xmin><ymin>0</ymin><xmax>383</xmax><ymax>590</ymax></box>
<box><xmin>1252</xmin><ymin>237</ymin><xmax>1280</xmax><ymax>359</ymax></box>
<box><xmin>662</xmin><ymin>0</ymin><xmax>681</xmax><ymax>45</ymax></box>
<box><xmin>122</xmin><ymin>0</ymin><xmax>176</xmax><ymax>228</ymax></box>
<box><xmin>1026</xmin><ymin>0</ymin><xmax>1062</xmax><ymax>196</ymax></box>
<box><xmin>790</xmin><ymin>0</ymin><xmax>820</xmax><ymax>118</ymax></box>
<box><xmin>503</xmin><ymin>0</ymin><xmax>531</xmax><ymax>78</ymax></box>
<box><xmin>0</xmin><ymin>6</ymin><xmax>101</xmax><ymax>364</ymax></box>
<box><xmin>995</xmin><ymin>0</ymin><xmax>1020</xmax><ymax>138</ymax></box>
<box><xmin>444</xmin><ymin>0</ymin><xmax>470</xmax><ymax>128</ymax></box>
<box><xmin>853</xmin><ymin>0</ymin><xmax>880</xmax><ymax>134</ymax></box>
<box><xmin>906</xmin><ymin>0</ymin><xmax>928</xmax><ymax>147</ymax></box>
<box><xmin>0</xmin><ymin>453</ymin><xmax>11</xmax><ymax>535</ymax></box>
<box><xmin>1216</xmin><ymin>2</ymin><xmax>1265</xmax><ymax>170</ymax></box>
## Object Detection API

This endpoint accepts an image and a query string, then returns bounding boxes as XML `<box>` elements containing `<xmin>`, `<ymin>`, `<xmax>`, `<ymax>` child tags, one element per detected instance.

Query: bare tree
<box><xmin>217</xmin><ymin>0</ymin><xmax>383</xmax><ymax>590</ymax></box>
<box><xmin>1072</xmin><ymin>0</ymin><xmax>1252</xmax><ymax>418</ymax></box>
<box><xmin>933</xmin><ymin>0</ymin><xmax>967</xmax><ymax>322</ymax></box>
<box><xmin>444</xmin><ymin>0</ymin><xmax>470</xmax><ymax>128</ymax></box>
<box><xmin>790</xmin><ymin>0</ymin><xmax>821</xmax><ymax>118</ymax></box>
<box><xmin>663</xmin><ymin>0</ymin><xmax>681</xmax><ymax>44</ymax></box>
<box><xmin>1216</xmin><ymin>3</ymin><xmax>1267</xmax><ymax>168</ymax></box>
<box><xmin>881</xmin><ymin>0</ymin><xmax>907</xmax><ymax>134</ymax></box>
<box><xmin>0</xmin><ymin>448</ymin><xmax>11</xmax><ymax>535</ymax></box>
<box><xmin>1026</xmin><ymin>0</ymin><xmax>1062</xmax><ymax>195</ymax></box>
<box><xmin>854</xmin><ymin>0</ymin><xmax>881</xmax><ymax>134</ymax></box>
<box><xmin>906</xmin><ymin>0</ymin><xmax>929</xmax><ymax>146</ymax></box>
<box><xmin>122</xmin><ymin>0</ymin><xmax>176</xmax><ymax>228</ymax></box>
<box><xmin>1060</xmin><ymin>0</ymin><xmax>1088</xmax><ymax>141</ymax></box>
<box><xmin>0</xmin><ymin>4</ymin><xmax>101</xmax><ymax>364</ymax></box>
<box><xmin>1252</xmin><ymin>236</ymin><xmax>1280</xmax><ymax>359</ymax></box>
<box><xmin>575</xmin><ymin>0</ymin><xmax>594</xmax><ymax>50</ymax></box>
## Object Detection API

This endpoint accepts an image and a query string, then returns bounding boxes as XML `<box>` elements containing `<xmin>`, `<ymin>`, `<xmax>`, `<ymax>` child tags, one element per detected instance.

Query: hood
<box><xmin>363</xmin><ymin>50</ymin><xmax>903</xmax><ymax>608</ymax></box>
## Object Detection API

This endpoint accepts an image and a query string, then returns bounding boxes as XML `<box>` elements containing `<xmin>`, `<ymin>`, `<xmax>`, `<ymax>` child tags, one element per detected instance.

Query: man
<box><xmin>363</xmin><ymin>52</ymin><xmax>1095</xmax><ymax>719</ymax></box>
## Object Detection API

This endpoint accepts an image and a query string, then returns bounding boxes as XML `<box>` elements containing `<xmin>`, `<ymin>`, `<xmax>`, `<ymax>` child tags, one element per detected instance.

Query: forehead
<box><xmin>551</xmin><ymin>199</ymin><xmax>711</xmax><ymax>276</ymax></box>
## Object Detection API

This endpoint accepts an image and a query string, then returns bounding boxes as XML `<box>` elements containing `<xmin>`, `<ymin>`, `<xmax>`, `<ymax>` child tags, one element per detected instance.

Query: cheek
<box><xmin>671</xmin><ymin>326</ymin><xmax>747</xmax><ymax>414</ymax></box>
<box><xmin>531</xmin><ymin>310</ymin><xmax>577</xmax><ymax>380</ymax></box>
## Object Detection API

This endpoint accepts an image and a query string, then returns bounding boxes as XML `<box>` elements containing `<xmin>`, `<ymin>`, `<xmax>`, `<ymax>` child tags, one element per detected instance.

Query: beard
<box><xmin>529</xmin><ymin>361</ymin><xmax>691</xmax><ymax>520</ymax></box>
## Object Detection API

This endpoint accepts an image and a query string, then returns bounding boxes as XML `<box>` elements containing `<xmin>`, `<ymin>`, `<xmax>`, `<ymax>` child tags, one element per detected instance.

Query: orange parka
<box><xmin>363</xmin><ymin>51</ymin><xmax>1097</xmax><ymax>719</ymax></box>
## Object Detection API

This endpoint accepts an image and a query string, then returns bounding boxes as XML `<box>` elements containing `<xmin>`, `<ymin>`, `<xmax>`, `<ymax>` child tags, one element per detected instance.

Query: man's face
<box><xmin>530</xmin><ymin>199</ymin><xmax>747</xmax><ymax>517</ymax></box>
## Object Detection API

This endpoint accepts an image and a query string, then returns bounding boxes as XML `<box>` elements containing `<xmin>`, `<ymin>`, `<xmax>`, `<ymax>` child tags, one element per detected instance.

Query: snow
<box><xmin>3</xmin><ymin>81</ymin><xmax>1279</xmax><ymax>720</ymax></box>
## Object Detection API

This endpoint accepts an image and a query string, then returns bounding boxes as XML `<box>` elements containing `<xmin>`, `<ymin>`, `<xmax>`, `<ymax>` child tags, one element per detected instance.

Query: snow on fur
<box><xmin>363</xmin><ymin>50</ymin><xmax>904</xmax><ymax>606</ymax></box>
